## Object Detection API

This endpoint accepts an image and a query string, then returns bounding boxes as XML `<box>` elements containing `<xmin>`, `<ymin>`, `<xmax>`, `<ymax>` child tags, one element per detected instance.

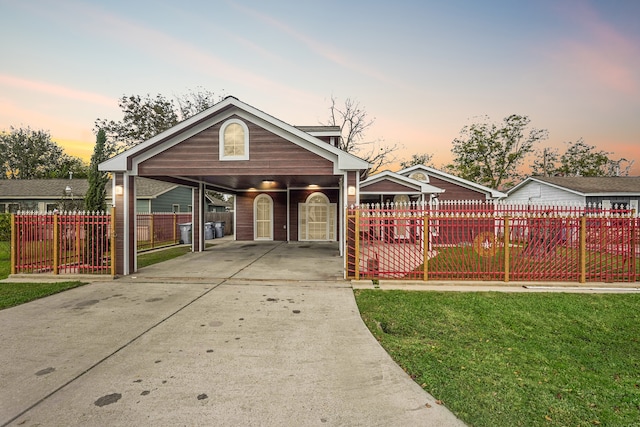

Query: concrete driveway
<box><xmin>0</xmin><ymin>241</ymin><xmax>465</xmax><ymax>426</ymax></box>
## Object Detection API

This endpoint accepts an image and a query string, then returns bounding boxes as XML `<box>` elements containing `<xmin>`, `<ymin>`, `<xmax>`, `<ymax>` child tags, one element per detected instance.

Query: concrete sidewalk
<box><xmin>0</xmin><ymin>278</ymin><xmax>465</xmax><ymax>426</ymax></box>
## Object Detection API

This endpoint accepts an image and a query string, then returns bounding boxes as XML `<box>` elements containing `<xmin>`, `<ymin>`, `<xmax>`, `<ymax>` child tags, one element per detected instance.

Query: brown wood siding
<box><xmin>361</xmin><ymin>180</ymin><xmax>418</xmax><ymax>193</ymax></box>
<box><xmin>290</xmin><ymin>189</ymin><xmax>339</xmax><ymax>242</ymax></box>
<box><xmin>235</xmin><ymin>191</ymin><xmax>287</xmax><ymax>241</ymax></box>
<box><xmin>137</xmin><ymin>118</ymin><xmax>335</xmax><ymax>177</ymax></box>
<box><xmin>428</xmin><ymin>176</ymin><xmax>487</xmax><ymax>201</ymax></box>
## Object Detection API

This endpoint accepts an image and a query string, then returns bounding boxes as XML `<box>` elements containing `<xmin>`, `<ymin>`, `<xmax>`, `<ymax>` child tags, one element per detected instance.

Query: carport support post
<box><xmin>192</xmin><ymin>183</ymin><xmax>205</xmax><ymax>252</ymax></box>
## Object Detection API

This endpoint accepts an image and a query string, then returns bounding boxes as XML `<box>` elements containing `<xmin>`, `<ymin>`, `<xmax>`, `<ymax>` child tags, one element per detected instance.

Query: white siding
<box><xmin>506</xmin><ymin>181</ymin><xmax>585</xmax><ymax>204</ymax></box>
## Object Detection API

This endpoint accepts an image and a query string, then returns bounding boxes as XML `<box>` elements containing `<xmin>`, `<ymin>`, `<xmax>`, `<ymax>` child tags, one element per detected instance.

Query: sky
<box><xmin>1</xmin><ymin>0</ymin><xmax>639</xmax><ymax>175</ymax></box>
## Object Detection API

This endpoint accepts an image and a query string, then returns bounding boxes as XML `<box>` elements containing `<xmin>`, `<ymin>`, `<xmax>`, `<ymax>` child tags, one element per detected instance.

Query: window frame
<box><xmin>219</xmin><ymin>118</ymin><xmax>249</xmax><ymax>161</ymax></box>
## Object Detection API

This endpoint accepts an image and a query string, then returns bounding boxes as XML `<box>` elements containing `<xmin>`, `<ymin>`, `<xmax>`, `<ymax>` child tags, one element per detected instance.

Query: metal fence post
<box><xmin>10</xmin><ymin>214</ymin><xmax>16</xmax><ymax>275</ymax></box>
<box><xmin>423</xmin><ymin>214</ymin><xmax>429</xmax><ymax>281</ymax></box>
<box><xmin>354</xmin><ymin>208</ymin><xmax>360</xmax><ymax>280</ymax></box>
<box><xmin>580</xmin><ymin>215</ymin><xmax>586</xmax><ymax>283</ymax></box>
<box><xmin>53</xmin><ymin>213</ymin><xmax>59</xmax><ymax>275</ymax></box>
<box><xmin>150</xmin><ymin>214</ymin><xmax>155</xmax><ymax>249</ymax></box>
<box><xmin>504</xmin><ymin>216</ymin><xmax>510</xmax><ymax>283</ymax></box>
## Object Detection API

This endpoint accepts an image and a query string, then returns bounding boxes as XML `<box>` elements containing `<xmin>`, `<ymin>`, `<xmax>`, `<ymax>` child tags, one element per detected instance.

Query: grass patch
<box><xmin>0</xmin><ymin>281</ymin><xmax>87</xmax><ymax>310</ymax></box>
<box><xmin>355</xmin><ymin>290</ymin><xmax>640</xmax><ymax>427</ymax></box>
<box><xmin>0</xmin><ymin>241</ymin><xmax>9</xmax><ymax>280</ymax></box>
<box><xmin>137</xmin><ymin>245</ymin><xmax>192</xmax><ymax>268</ymax></box>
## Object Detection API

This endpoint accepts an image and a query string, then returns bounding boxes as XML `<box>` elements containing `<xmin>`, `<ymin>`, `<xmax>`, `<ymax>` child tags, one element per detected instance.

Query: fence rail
<box><xmin>347</xmin><ymin>201</ymin><xmax>639</xmax><ymax>283</ymax></box>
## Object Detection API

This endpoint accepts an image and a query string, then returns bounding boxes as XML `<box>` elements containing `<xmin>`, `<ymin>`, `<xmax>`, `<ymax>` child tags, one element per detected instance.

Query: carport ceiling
<box><xmin>142</xmin><ymin>173</ymin><xmax>341</xmax><ymax>193</ymax></box>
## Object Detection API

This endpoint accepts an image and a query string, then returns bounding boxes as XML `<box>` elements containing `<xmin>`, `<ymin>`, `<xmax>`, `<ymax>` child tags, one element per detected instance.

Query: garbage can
<box><xmin>178</xmin><ymin>223</ymin><xmax>192</xmax><ymax>244</ymax></box>
<box><xmin>204</xmin><ymin>222</ymin><xmax>214</xmax><ymax>240</ymax></box>
<box><xmin>214</xmin><ymin>221</ymin><xmax>225</xmax><ymax>238</ymax></box>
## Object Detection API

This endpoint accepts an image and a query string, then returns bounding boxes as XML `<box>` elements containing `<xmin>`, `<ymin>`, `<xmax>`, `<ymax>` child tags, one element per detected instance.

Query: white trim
<box><xmin>399</xmin><ymin>165</ymin><xmax>506</xmax><ymax>198</ymax></box>
<box><xmin>361</xmin><ymin>170</ymin><xmax>444</xmax><ymax>194</ymax></box>
<box><xmin>286</xmin><ymin>187</ymin><xmax>290</xmax><ymax>242</ymax></box>
<box><xmin>219</xmin><ymin>118</ymin><xmax>249</xmax><ymax>161</ymax></box>
<box><xmin>253</xmin><ymin>194</ymin><xmax>274</xmax><ymax>241</ymax></box>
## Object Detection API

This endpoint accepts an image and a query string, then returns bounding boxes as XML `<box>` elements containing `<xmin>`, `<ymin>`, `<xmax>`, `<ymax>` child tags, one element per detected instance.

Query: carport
<box><xmin>99</xmin><ymin>97</ymin><xmax>369</xmax><ymax>276</ymax></box>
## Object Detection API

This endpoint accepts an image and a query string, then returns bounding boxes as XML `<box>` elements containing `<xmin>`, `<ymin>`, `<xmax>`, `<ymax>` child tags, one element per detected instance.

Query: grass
<box><xmin>0</xmin><ymin>281</ymin><xmax>88</xmax><ymax>310</ymax></box>
<box><xmin>0</xmin><ymin>241</ymin><xmax>192</xmax><ymax>310</ymax></box>
<box><xmin>137</xmin><ymin>245</ymin><xmax>192</xmax><ymax>268</ymax></box>
<box><xmin>355</xmin><ymin>290</ymin><xmax>640</xmax><ymax>427</ymax></box>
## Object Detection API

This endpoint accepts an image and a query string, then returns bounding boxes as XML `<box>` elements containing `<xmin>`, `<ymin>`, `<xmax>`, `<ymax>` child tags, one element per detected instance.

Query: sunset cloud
<box><xmin>551</xmin><ymin>2</ymin><xmax>640</xmax><ymax>96</ymax></box>
<box><xmin>0</xmin><ymin>74</ymin><xmax>115</xmax><ymax>107</ymax></box>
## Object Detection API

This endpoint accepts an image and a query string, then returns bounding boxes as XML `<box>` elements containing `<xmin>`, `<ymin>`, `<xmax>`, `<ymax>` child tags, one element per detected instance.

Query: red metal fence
<box><xmin>347</xmin><ymin>201</ymin><xmax>639</xmax><ymax>283</ymax></box>
<box><xmin>137</xmin><ymin>213</ymin><xmax>192</xmax><ymax>251</ymax></box>
<box><xmin>10</xmin><ymin>211</ymin><xmax>197</xmax><ymax>276</ymax></box>
<box><xmin>11</xmin><ymin>210</ymin><xmax>114</xmax><ymax>275</ymax></box>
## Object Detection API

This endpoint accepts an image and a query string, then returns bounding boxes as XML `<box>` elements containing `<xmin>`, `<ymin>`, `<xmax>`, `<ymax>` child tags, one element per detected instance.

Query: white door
<box><xmin>254</xmin><ymin>194</ymin><xmax>273</xmax><ymax>240</ymax></box>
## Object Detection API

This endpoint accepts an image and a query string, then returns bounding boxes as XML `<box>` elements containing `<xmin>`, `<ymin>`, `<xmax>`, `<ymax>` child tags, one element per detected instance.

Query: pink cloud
<box><xmin>551</xmin><ymin>2</ymin><xmax>640</xmax><ymax>96</ymax></box>
<box><xmin>0</xmin><ymin>74</ymin><xmax>115</xmax><ymax>107</ymax></box>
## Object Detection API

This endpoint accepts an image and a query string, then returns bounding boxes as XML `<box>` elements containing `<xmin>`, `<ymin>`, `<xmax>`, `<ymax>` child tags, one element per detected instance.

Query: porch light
<box><xmin>115</xmin><ymin>185</ymin><xmax>124</xmax><ymax>195</ymax></box>
<box><xmin>347</xmin><ymin>186</ymin><xmax>356</xmax><ymax>196</ymax></box>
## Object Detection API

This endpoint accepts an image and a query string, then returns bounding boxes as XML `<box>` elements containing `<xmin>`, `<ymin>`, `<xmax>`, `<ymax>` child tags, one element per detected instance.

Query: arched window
<box><xmin>299</xmin><ymin>192</ymin><xmax>336</xmax><ymax>241</ymax></box>
<box><xmin>254</xmin><ymin>194</ymin><xmax>273</xmax><ymax>240</ymax></box>
<box><xmin>409</xmin><ymin>172</ymin><xmax>428</xmax><ymax>182</ymax></box>
<box><xmin>219</xmin><ymin>119</ymin><xmax>249</xmax><ymax>160</ymax></box>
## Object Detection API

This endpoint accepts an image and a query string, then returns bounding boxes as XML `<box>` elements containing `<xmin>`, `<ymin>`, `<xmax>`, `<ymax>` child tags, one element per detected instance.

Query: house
<box><xmin>107</xmin><ymin>177</ymin><xmax>194</xmax><ymax>213</ymax></box>
<box><xmin>505</xmin><ymin>176</ymin><xmax>640</xmax><ymax>211</ymax></box>
<box><xmin>0</xmin><ymin>177</ymin><xmax>197</xmax><ymax>213</ymax></box>
<box><xmin>0</xmin><ymin>179</ymin><xmax>88</xmax><ymax>213</ymax></box>
<box><xmin>397</xmin><ymin>165</ymin><xmax>506</xmax><ymax>201</ymax></box>
<box><xmin>359</xmin><ymin>170</ymin><xmax>444</xmax><ymax>206</ymax></box>
<box><xmin>99</xmin><ymin>96</ymin><xmax>369</xmax><ymax>275</ymax></box>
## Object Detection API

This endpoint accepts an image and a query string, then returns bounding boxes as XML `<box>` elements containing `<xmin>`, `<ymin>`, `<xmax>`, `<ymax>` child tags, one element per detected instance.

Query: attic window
<box><xmin>219</xmin><ymin>119</ymin><xmax>249</xmax><ymax>160</ymax></box>
<box><xmin>409</xmin><ymin>172</ymin><xmax>427</xmax><ymax>182</ymax></box>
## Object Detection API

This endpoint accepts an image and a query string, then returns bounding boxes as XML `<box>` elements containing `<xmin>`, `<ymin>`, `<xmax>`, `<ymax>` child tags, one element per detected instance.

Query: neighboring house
<box><xmin>0</xmin><ymin>179</ymin><xmax>88</xmax><ymax>212</ymax></box>
<box><xmin>505</xmin><ymin>176</ymin><xmax>640</xmax><ymax>211</ymax></box>
<box><xmin>359</xmin><ymin>170</ymin><xmax>444</xmax><ymax>206</ymax></box>
<box><xmin>0</xmin><ymin>177</ymin><xmax>195</xmax><ymax>213</ymax></box>
<box><xmin>397</xmin><ymin>165</ymin><xmax>506</xmax><ymax>201</ymax></box>
<box><xmin>99</xmin><ymin>96</ymin><xmax>369</xmax><ymax>275</ymax></box>
<box><xmin>358</xmin><ymin>165</ymin><xmax>505</xmax><ymax>206</ymax></box>
<box><xmin>107</xmin><ymin>177</ymin><xmax>193</xmax><ymax>213</ymax></box>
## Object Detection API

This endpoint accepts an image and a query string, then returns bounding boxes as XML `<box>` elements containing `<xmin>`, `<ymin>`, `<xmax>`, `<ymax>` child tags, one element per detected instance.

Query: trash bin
<box><xmin>214</xmin><ymin>221</ymin><xmax>225</xmax><ymax>238</ymax></box>
<box><xmin>204</xmin><ymin>222</ymin><xmax>214</xmax><ymax>240</ymax></box>
<box><xmin>178</xmin><ymin>223</ymin><xmax>192</xmax><ymax>244</ymax></box>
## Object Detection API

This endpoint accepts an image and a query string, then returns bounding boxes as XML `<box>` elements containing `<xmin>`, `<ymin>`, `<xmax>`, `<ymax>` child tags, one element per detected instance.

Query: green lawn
<box><xmin>355</xmin><ymin>290</ymin><xmax>640</xmax><ymax>427</ymax></box>
<box><xmin>0</xmin><ymin>241</ymin><xmax>192</xmax><ymax>310</ymax></box>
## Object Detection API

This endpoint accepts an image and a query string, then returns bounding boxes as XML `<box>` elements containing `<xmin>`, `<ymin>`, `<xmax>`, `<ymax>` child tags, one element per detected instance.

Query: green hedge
<box><xmin>0</xmin><ymin>213</ymin><xmax>9</xmax><ymax>242</ymax></box>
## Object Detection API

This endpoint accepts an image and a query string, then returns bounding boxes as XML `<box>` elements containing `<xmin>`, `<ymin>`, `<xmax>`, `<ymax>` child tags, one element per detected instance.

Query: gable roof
<box><xmin>0</xmin><ymin>179</ymin><xmax>89</xmax><ymax>199</ymax></box>
<box><xmin>99</xmin><ymin>96</ymin><xmax>369</xmax><ymax>174</ymax></box>
<box><xmin>360</xmin><ymin>170</ymin><xmax>445</xmax><ymax>194</ymax></box>
<box><xmin>398</xmin><ymin>165</ymin><xmax>506</xmax><ymax>198</ymax></box>
<box><xmin>508</xmin><ymin>176</ymin><xmax>640</xmax><ymax>196</ymax></box>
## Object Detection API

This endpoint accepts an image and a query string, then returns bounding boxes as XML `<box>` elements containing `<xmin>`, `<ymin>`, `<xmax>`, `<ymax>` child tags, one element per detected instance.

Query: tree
<box><xmin>447</xmin><ymin>115</ymin><xmax>548</xmax><ymax>189</ymax></box>
<box><xmin>530</xmin><ymin>147</ymin><xmax>560</xmax><ymax>177</ymax></box>
<box><xmin>84</xmin><ymin>129</ymin><xmax>110</xmax><ymax>212</ymax></box>
<box><xmin>0</xmin><ymin>127</ymin><xmax>87</xmax><ymax>179</ymax></box>
<box><xmin>95</xmin><ymin>89</ymin><xmax>222</xmax><ymax>154</ymax></box>
<box><xmin>325</xmin><ymin>96</ymin><xmax>399</xmax><ymax>173</ymax></box>
<box><xmin>530</xmin><ymin>139</ymin><xmax>634</xmax><ymax>177</ymax></box>
<box><xmin>399</xmin><ymin>153</ymin><xmax>434</xmax><ymax>169</ymax></box>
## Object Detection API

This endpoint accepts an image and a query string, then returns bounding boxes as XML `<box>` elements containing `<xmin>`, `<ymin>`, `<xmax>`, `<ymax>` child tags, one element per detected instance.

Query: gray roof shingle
<box><xmin>533</xmin><ymin>176</ymin><xmax>640</xmax><ymax>194</ymax></box>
